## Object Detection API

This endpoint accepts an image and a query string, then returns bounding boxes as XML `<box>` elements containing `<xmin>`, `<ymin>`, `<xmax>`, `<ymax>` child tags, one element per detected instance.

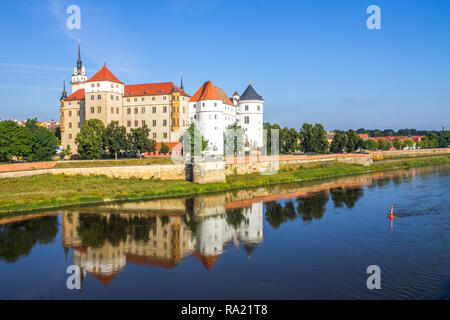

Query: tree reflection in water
<box><xmin>330</xmin><ymin>187</ymin><xmax>364</xmax><ymax>209</ymax></box>
<box><xmin>0</xmin><ymin>216</ymin><xmax>59</xmax><ymax>263</ymax></box>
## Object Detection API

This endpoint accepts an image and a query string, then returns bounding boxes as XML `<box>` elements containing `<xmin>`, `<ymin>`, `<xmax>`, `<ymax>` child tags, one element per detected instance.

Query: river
<box><xmin>0</xmin><ymin>165</ymin><xmax>449</xmax><ymax>299</ymax></box>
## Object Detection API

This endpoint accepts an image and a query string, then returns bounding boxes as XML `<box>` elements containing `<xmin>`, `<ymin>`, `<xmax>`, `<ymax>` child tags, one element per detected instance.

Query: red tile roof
<box><xmin>190</xmin><ymin>81</ymin><xmax>234</xmax><ymax>106</ymax></box>
<box><xmin>193</xmin><ymin>251</ymin><xmax>221</xmax><ymax>270</ymax></box>
<box><xmin>66</xmin><ymin>89</ymin><xmax>85</xmax><ymax>101</ymax></box>
<box><xmin>85</xmin><ymin>64</ymin><xmax>124</xmax><ymax>84</ymax></box>
<box><xmin>124</xmin><ymin>82</ymin><xmax>190</xmax><ymax>97</ymax></box>
<box><xmin>91</xmin><ymin>272</ymin><xmax>119</xmax><ymax>287</ymax></box>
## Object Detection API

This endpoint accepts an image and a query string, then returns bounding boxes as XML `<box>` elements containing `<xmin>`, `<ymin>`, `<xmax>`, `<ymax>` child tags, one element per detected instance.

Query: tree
<box><xmin>330</xmin><ymin>130</ymin><xmax>347</xmax><ymax>153</ymax></box>
<box><xmin>75</xmin><ymin>119</ymin><xmax>106</xmax><ymax>159</ymax></box>
<box><xmin>159</xmin><ymin>142</ymin><xmax>170</xmax><ymax>155</ymax></box>
<box><xmin>263</xmin><ymin>122</ymin><xmax>281</xmax><ymax>155</ymax></box>
<box><xmin>127</xmin><ymin>125</ymin><xmax>156</xmax><ymax>158</ymax></box>
<box><xmin>225</xmin><ymin>123</ymin><xmax>245</xmax><ymax>156</ymax></box>
<box><xmin>61</xmin><ymin>145</ymin><xmax>73</xmax><ymax>159</ymax></box>
<box><xmin>0</xmin><ymin>121</ymin><xmax>33</xmax><ymax>161</ymax></box>
<box><xmin>417</xmin><ymin>137</ymin><xmax>429</xmax><ymax>149</ymax></box>
<box><xmin>364</xmin><ymin>139</ymin><xmax>378</xmax><ymax>151</ymax></box>
<box><xmin>280</xmin><ymin>127</ymin><xmax>299</xmax><ymax>154</ymax></box>
<box><xmin>104</xmin><ymin>121</ymin><xmax>127</xmax><ymax>160</ymax></box>
<box><xmin>345</xmin><ymin>129</ymin><xmax>363</xmax><ymax>153</ymax></box>
<box><xmin>393</xmin><ymin>138</ymin><xmax>404</xmax><ymax>150</ymax></box>
<box><xmin>403</xmin><ymin>139</ymin><xmax>415</xmax><ymax>149</ymax></box>
<box><xmin>426</xmin><ymin>132</ymin><xmax>439</xmax><ymax>148</ymax></box>
<box><xmin>181</xmin><ymin>123</ymin><xmax>208</xmax><ymax>156</ymax></box>
<box><xmin>299</xmin><ymin>123</ymin><xmax>328</xmax><ymax>154</ymax></box>
<box><xmin>29</xmin><ymin>126</ymin><xmax>59</xmax><ymax>161</ymax></box>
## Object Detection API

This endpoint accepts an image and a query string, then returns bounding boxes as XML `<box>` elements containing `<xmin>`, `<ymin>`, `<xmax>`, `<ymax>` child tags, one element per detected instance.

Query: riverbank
<box><xmin>0</xmin><ymin>154</ymin><xmax>449</xmax><ymax>215</ymax></box>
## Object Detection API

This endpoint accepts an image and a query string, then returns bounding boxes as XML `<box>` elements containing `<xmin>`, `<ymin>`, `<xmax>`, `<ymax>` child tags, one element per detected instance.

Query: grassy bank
<box><xmin>55</xmin><ymin>158</ymin><xmax>173</xmax><ymax>168</ymax></box>
<box><xmin>1</xmin><ymin>155</ymin><xmax>449</xmax><ymax>215</ymax></box>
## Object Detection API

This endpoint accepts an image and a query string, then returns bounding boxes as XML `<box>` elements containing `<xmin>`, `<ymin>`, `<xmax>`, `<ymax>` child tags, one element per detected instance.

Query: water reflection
<box><xmin>62</xmin><ymin>201</ymin><xmax>263</xmax><ymax>286</ymax></box>
<box><xmin>0</xmin><ymin>165</ymin><xmax>447</xmax><ymax>291</ymax></box>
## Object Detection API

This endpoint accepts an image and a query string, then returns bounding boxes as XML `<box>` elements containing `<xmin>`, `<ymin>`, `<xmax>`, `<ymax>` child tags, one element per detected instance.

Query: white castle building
<box><xmin>188</xmin><ymin>81</ymin><xmax>264</xmax><ymax>156</ymax></box>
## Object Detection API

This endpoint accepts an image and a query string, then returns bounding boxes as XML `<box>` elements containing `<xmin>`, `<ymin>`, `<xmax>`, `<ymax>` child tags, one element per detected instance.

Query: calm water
<box><xmin>0</xmin><ymin>165</ymin><xmax>449</xmax><ymax>300</ymax></box>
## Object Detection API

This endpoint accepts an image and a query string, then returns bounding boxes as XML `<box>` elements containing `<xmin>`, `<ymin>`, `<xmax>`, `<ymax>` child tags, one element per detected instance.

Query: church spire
<box><xmin>77</xmin><ymin>40</ymin><xmax>82</xmax><ymax>71</ymax></box>
<box><xmin>180</xmin><ymin>73</ymin><xmax>184</xmax><ymax>91</ymax></box>
<box><xmin>61</xmin><ymin>80</ymin><xmax>67</xmax><ymax>100</ymax></box>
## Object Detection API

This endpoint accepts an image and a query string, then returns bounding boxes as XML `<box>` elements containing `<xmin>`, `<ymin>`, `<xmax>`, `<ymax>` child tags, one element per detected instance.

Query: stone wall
<box><xmin>0</xmin><ymin>161</ymin><xmax>56</xmax><ymax>173</ymax></box>
<box><xmin>192</xmin><ymin>161</ymin><xmax>226</xmax><ymax>184</ymax></box>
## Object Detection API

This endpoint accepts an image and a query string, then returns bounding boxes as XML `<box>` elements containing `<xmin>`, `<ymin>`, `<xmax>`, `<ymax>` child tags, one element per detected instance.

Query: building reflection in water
<box><xmin>61</xmin><ymin>195</ymin><xmax>264</xmax><ymax>286</ymax></box>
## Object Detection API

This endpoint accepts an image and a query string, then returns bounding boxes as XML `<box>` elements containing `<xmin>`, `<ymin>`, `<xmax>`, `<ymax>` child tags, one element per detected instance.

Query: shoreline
<box><xmin>0</xmin><ymin>155</ymin><xmax>449</xmax><ymax>216</ymax></box>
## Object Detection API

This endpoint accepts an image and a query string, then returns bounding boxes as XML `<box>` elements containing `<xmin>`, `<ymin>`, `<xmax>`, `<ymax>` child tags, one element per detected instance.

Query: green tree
<box><xmin>345</xmin><ymin>129</ymin><xmax>363</xmax><ymax>153</ymax></box>
<box><xmin>75</xmin><ymin>119</ymin><xmax>106</xmax><ymax>159</ymax></box>
<box><xmin>0</xmin><ymin>121</ymin><xmax>33</xmax><ymax>161</ymax></box>
<box><xmin>299</xmin><ymin>123</ymin><xmax>328</xmax><ymax>154</ymax></box>
<box><xmin>127</xmin><ymin>124</ymin><xmax>156</xmax><ymax>158</ymax></box>
<box><xmin>104</xmin><ymin>121</ymin><xmax>127</xmax><ymax>160</ymax></box>
<box><xmin>403</xmin><ymin>138</ymin><xmax>415</xmax><ymax>149</ymax></box>
<box><xmin>393</xmin><ymin>138</ymin><xmax>404</xmax><ymax>150</ymax></box>
<box><xmin>280</xmin><ymin>127</ymin><xmax>299</xmax><ymax>153</ymax></box>
<box><xmin>330</xmin><ymin>130</ymin><xmax>347</xmax><ymax>153</ymax></box>
<box><xmin>225</xmin><ymin>123</ymin><xmax>245</xmax><ymax>156</ymax></box>
<box><xmin>29</xmin><ymin>126</ymin><xmax>59</xmax><ymax>161</ymax></box>
<box><xmin>159</xmin><ymin>142</ymin><xmax>170</xmax><ymax>155</ymax></box>
<box><xmin>181</xmin><ymin>123</ymin><xmax>208</xmax><ymax>156</ymax></box>
<box><xmin>417</xmin><ymin>137</ymin><xmax>429</xmax><ymax>149</ymax></box>
<box><xmin>377</xmin><ymin>139</ymin><xmax>392</xmax><ymax>151</ymax></box>
<box><xmin>364</xmin><ymin>139</ymin><xmax>378</xmax><ymax>151</ymax></box>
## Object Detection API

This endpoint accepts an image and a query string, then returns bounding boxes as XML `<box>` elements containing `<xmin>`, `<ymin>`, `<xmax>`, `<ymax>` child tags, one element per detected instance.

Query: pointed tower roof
<box><xmin>60</xmin><ymin>80</ymin><xmax>67</xmax><ymax>100</ymax></box>
<box><xmin>190</xmin><ymin>81</ymin><xmax>234</xmax><ymax>106</ymax></box>
<box><xmin>180</xmin><ymin>73</ymin><xmax>184</xmax><ymax>91</ymax></box>
<box><xmin>240</xmin><ymin>84</ymin><xmax>263</xmax><ymax>101</ymax></box>
<box><xmin>76</xmin><ymin>40</ymin><xmax>83</xmax><ymax>70</ymax></box>
<box><xmin>86</xmin><ymin>64</ymin><xmax>124</xmax><ymax>84</ymax></box>
<box><xmin>193</xmin><ymin>251</ymin><xmax>221</xmax><ymax>270</ymax></box>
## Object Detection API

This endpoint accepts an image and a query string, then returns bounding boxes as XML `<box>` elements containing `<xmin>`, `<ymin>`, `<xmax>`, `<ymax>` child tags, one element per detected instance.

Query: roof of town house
<box><xmin>85</xmin><ymin>64</ymin><xmax>124</xmax><ymax>84</ymax></box>
<box><xmin>190</xmin><ymin>81</ymin><xmax>234</xmax><ymax>106</ymax></box>
<box><xmin>66</xmin><ymin>89</ymin><xmax>85</xmax><ymax>101</ymax></box>
<box><xmin>124</xmin><ymin>82</ymin><xmax>190</xmax><ymax>97</ymax></box>
<box><xmin>240</xmin><ymin>84</ymin><xmax>264</xmax><ymax>101</ymax></box>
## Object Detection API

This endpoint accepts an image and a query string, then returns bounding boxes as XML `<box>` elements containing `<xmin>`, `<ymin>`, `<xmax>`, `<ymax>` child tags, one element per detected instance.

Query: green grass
<box><xmin>1</xmin><ymin>155</ymin><xmax>449</xmax><ymax>215</ymax></box>
<box><xmin>55</xmin><ymin>158</ymin><xmax>173</xmax><ymax>168</ymax></box>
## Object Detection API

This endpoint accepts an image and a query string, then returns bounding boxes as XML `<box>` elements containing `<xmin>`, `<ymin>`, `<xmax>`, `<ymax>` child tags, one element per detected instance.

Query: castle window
<box><xmin>97</xmin><ymin>94</ymin><xmax>101</xmax><ymax>100</ymax></box>
<box><xmin>163</xmin><ymin>133</ymin><xmax>168</xmax><ymax>139</ymax></box>
<box><xmin>134</xmin><ymin>120</ymin><xmax>138</xmax><ymax>127</ymax></box>
<box><xmin>68</xmin><ymin>111</ymin><xmax>72</xmax><ymax>117</ymax></box>
<box><xmin>77</xmin><ymin>110</ymin><xmax>80</xmax><ymax>116</ymax></box>
<box><xmin>91</xmin><ymin>107</ymin><xmax>95</xmax><ymax>114</ymax></box>
<box><xmin>141</xmin><ymin>97</ymin><xmax>145</xmax><ymax>102</ymax></box>
<box><xmin>215</xmin><ymin>115</ymin><xmax>218</xmax><ymax>120</ymax></box>
<box><xmin>257</xmin><ymin>105</ymin><xmax>261</xmax><ymax>111</ymax></box>
<box><xmin>91</xmin><ymin>84</ymin><xmax>94</xmax><ymax>88</ymax></box>
<box><xmin>111</xmin><ymin>95</ymin><xmax>114</xmax><ymax>100</ymax></box>
<box><xmin>183</xmin><ymin>107</ymin><xmax>186</xmax><ymax>113</ymax></box>
<box><xmin>142</xmin><ymin>120</ymin><xmax>146</xmax><ymax>126</ymax></box>
<box><xmin>202</xmin><ymin>103</ymin><xmax>205</xmax><ymax>107</ymax></box>
<box><xmin>127</xmin><ymin>108</ymin><xmax>131</xmax><ymax>114</ymax></box>
<box><xmin>245</xmin><ymin>105</ymin><xmax>249</xmax><ymax>111</ymax></box>
<box><xmin>163</xmin><ymin>96</ymin><xmax>167</xmax><ymax>100</ymax></box>
<box><xmin>78</xmin><ymin>122</ymin><xmax>80</xmax><ymax>128</ymax></box>
<box><xmin>134</xmin><ymin>98</ymin><xmax>137</xmax><ymax>102</ymax></box>
<box><xmin>69</xmin><ymin>134</ymin><xmax>72</xmax><ymax>139</ymax></box>
<box><xmin>245</xmin><ymin>116</ymin><xmax>250</xmax><ymax>124</ymax></box>
<box><xmin>142</xmin><ymin>107</ymin><xmax>145</xmax><ymax>114</ymax></box>
<box><xmin>214</xmin><ymin>103</ymin><xmax>217</xmax><ymax>107</ymax></box>
<box><xmin>163</xmin><ymin>106</ymin><xmax>167</xmax><ymax>113</ymax></box>
<box><xmin>153</xmin><ymin>107</ymin><xmax>156</xmax><ymax>113</ymax></box>
<box><xmin>96</xmin><ymin>83</ymin><xmax>100</xmax><ymax>87</ymax></box>
<box><xmin>153</xmin><ymin>133</ymin><xmax>157</xmax><ymax>139</ymax></box>
<box><xmin>152</xmin><ymin>120</ymin><xmax>156</xmax><ymax>127</ymax></box>
<box><xmin>111</xmin><ymin>107</ymin><xmax>114</xmax><ymax>114</ymax></box>
<box><xmin>127</xmin><ymin>121</ymin><xmax>131</xmax><ymax>127</ymax></box>
<box><xmin>116</xmin><ymin>84</ymin><xmax>118</xmax><ymax>88</ymax></box>
<box><xmin>152</xmin><ymin>97</ymin><xmax>155</xmax><ymax>101</ymax></box>
<box><xmin>116</xmin><ymin>96</ymin><xmax>119</xmax><ymax>101</ymax></box>
<box><xmin>163</xmin><ymin>120</ymin><xmax>167</xmax><ymax>127</ymax></box>
<box><xmin>91</xmin><ymin>95</ymin><xmax>94</xmax><ymax>100</ymax></box>
<box><xmin>134</xmin><ymin>108</ymin><xmax>138</xmax><ymax>114</ymax></box>
<box><xmin>116</xmin><ymin>107</ymin><xmax>119</xmax><ymax>114</ymax></box>
<box><xmin>98</xmin><ymin>107</ymin><xmax>101</xmax><ymax>113</ymax></box>
<box><xmin>69</xmin><ymin>122</ymin><xmax>72</xmax><ymax>128</ymax></box>
<box><xmin>127</xmin><ymin>98</ymin><xmax>130</xmax><ymax>102</ymax></box>
<box><xmin>111</xmin><ymin>84</ymin><xmax>114</xmax><ymax>88</ymax></box>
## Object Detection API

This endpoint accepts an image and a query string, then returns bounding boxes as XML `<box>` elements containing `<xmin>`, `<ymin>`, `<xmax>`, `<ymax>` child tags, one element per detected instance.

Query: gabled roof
<box><xmin>85</xmin><ymin>64</ymin><xmax>124</xmax><ymax>84</ymax></box>
<box><xmin>190</xmin><ymin>81</ymin><xmax>234</xmax><ymax>106</ymax></box>
<box><xmin>240</xmin><ymin>84</ymin><xmax>263</xmax><ymax>101</ymax></box>
<box><xmin>124</xmin><ymin>82</ymin><xmax>190</xmax><ymax>97</ymax></box>
<box><xmin>66</xmin><ymin>89</ymin><xmax>85</xmax><ymax>101</ymax></box>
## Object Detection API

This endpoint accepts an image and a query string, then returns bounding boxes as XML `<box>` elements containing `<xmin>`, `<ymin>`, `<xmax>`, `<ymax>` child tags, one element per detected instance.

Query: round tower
<box><xmin>238</xmin><ymin>84</ymin><xmax>264</xmax><ymax>149</ymax></box>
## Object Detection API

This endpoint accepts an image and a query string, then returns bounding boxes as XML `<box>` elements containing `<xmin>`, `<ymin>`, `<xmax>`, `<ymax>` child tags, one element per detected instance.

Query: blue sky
<box><xmin>0</xmin><ymin>0</ymin><xmax>449</xmax><ymax>130</ymax></box>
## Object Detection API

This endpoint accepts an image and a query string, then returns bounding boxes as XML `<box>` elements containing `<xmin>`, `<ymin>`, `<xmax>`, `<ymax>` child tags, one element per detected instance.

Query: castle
<box><xmin>60</xmin><ymin>43</ymin><xmax>264</xmax><ymax>156</ymax></box>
